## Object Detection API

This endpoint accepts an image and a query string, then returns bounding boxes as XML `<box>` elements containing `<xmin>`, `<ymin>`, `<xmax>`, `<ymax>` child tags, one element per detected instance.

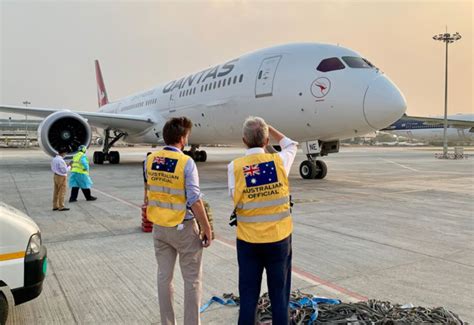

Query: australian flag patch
<box><xmin>243</xmin><ymin>161</ymin><xmax>278</xmax><ymax>187</ymax></box>
<box><xmin>151</xmin><ymin>156</ymin><xmax>178</xmax><ymax>173</ymax></box>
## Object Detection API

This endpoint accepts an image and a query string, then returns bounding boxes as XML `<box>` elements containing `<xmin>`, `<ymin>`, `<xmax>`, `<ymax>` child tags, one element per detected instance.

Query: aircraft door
<box><xmin>255</xmin><ymin>55</ymin><xmax>282</xmax><ymax>98</ymax></box>
<box><xmin>168</xmin><ymin>88</ymin><xmax>179</xmax><ymax>109</ymax></box>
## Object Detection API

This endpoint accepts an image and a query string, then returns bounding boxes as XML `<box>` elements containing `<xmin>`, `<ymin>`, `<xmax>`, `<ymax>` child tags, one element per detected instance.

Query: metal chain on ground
<box><xmin>315</xmin><ymin>299</ymin><xmax>466</xmax><ymax>324</ymax></box>
<box><xmin>201</xmin><ymin>290</ymin><xmax>466</xmax><ymax>324</ymax></box>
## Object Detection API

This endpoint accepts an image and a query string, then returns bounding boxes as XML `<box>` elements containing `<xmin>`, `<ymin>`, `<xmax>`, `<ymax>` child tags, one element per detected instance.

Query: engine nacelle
<box><xmin>38</xmin><ymin>111</ymin><xmax>91</xmax><ymax>157</ymax></box>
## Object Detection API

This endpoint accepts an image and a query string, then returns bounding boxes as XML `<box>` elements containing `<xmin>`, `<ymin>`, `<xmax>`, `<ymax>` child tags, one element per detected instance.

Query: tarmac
<box><xmin>0</xmin><ymin>146</ymin><xmax>473</xmax><ymax>324</ymax></box>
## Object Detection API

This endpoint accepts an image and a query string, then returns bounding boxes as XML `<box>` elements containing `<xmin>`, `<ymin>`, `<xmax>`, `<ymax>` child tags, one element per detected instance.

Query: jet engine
<box><xmin>38</xmin><ymin>111</ymin><xmax>91</xmax><ymax>156</ymax></box>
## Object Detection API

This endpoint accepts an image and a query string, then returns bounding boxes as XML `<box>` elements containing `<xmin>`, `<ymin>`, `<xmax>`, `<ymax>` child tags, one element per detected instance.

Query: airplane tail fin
<box><xmin>95</xmin><ymin>60</ymin><xmax>109</xmax><ymax>107</ymax></box>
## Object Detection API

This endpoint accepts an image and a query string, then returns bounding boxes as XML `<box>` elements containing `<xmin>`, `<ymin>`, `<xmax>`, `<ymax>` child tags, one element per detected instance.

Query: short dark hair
<box><xmin>58</xmin><ymin>147</ymin><xmax>68</xmax><ymax>154</ymax></box>
<box><xmin>162</xmin><ymin>117</ymin><xmax>192</xmax><ymax>145</ymax></box>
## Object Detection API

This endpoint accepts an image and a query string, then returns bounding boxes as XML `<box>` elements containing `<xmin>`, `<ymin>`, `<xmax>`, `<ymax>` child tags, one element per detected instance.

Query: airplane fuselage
<box><xmin>98</xmin><ymin>43</ymin><xmax>406</xmax><ymax>146</ymax></box>
<box><xmin>383</xmin><ymin>115</ymin><xmax>474</xmax><ymax>143</ymax></box>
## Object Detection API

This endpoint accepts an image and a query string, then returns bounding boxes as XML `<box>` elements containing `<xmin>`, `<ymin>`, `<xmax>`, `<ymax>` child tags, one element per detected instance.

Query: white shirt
<box><xmin>51</xmin><ymin>155</ymin><xmax>69</xmax><ymax>176</ymax></box>
<box><xmin>227</xmin><ymin>137</ymin><xmax>298</xmax><ymax>197</ymax></box>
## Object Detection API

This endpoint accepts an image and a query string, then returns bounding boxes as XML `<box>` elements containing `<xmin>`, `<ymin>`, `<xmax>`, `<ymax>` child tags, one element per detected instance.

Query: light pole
<box><xmin>432</xmin><ymin>30</ymin><xmax>461</xmax><ymax>157</ymax></box>
<box><xmin>22</xmin><ymin>100</ymin><xmax>30</xmax><ymax>148</ymax></box>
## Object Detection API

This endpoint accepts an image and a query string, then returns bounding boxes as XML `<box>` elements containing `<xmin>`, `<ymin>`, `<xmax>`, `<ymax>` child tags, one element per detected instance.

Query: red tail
<box><xmin>95</xmin><ymin>60</ymin><xmax>109</xmax><ymax>107</ymax></box>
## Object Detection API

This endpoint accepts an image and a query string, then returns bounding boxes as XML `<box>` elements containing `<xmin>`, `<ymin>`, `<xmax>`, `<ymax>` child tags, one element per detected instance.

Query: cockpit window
<box><xmin>316</xmin><ymin>57</ymin><xmax>345</xmax><ymax>72</ymax></box>
<box><xmin>342</xmin><ymin>56</ymin><xmax>373</xmax><ymax>69</ymax></box>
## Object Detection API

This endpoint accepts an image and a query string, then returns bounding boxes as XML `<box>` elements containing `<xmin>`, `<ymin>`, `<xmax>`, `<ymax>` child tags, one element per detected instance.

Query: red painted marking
<box><xmin>291</xmin><ymin>267</ymin><xmax>367</xmax><ymax>301</ymax></box>
<box><xmin>215</xmin><ymin>236</ymin><xmax>367</xmax><ymax>301</ymax></box>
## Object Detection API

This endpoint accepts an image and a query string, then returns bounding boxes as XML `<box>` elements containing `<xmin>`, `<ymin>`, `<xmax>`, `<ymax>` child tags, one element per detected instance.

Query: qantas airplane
<box><xmin>382</xmin><ymin>114</ymin><xmax>474</xmax><ymax>144</ymax></box>
<box><xmin>0</xmin><ymin>43</ymin><xmax>407</xmax><ymax>179</ymax></box>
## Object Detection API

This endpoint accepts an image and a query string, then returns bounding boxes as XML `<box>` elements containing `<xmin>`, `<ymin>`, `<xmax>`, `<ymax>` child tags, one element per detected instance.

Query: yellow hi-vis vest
<box><xmin>71</xmin><ymin>152</ymin><xmax>89</xmax><ymax>175</ymax></box>
<box><xmin>146</xmin><ymin>149</ymin><xmax>190</xmax><ymax>227</ymax></box>
<box><xmin>233</xmin><ymin>153</ymin><xmax>292</xmax><ymax>243</ymax></box>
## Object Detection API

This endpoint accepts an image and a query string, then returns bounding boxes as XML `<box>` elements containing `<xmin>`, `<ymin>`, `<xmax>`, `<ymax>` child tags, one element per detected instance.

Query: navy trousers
<box><xmin>237</xmin><ymin>235</ymin><xmax>292</xmax><ymax>325</ymax></box>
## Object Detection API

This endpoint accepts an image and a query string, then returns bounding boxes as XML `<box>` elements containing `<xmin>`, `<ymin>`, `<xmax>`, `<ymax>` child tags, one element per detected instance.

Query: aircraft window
<box><xmin>223</xmin><ymin>79</ymin><xmax>226</xmax><ymax>87</ymax></box>
<box><xmin>239</xmin><ymin>74</ymin><xmax>243</xmax><ymax>83</ymax></box>
<box><xmin>193</xmin><ymin>88</ymin><xmax>196</xmax><ymax>94</ymax></box>
<box><xmin>342</xmin><ymin>56</ymin><xmax>372</xmax><ymax>69</ymax></box>
<box><xmin>213</xmin><ymin>81</ymin><xmax>217</xmax><ymax>89</ymax></box>
<box><xmin>218</xmin><ymin>80</ymin><xmax>221</xmax><ymax>88</ymax></box>
<box><xmin>316</xmin><ymin>57</ymin><xmax>345</xmax><ymax>72</ymax></box>
<box><xmin>228</xmin><ymin>77</ymin><xmax>232</xmax><ymax>85</ymax></box>
<box><xmin>258</xmin><ymin>70</ymin><xmax>263</xmax><ymax>79</ymax></box>
<box><xmin>201</xmin><ymin>85</ymin><xmax>203</xmax><ymax>92</ymax></box>
<box><xmin>233</xmin><ymin>76</ymin><xmax>237</xmax><ymax>84</ymax></box>
<box><xmin>363</xmin><ymin>58</ymin><xmax>375</xmax><ymax>68</ymax></box>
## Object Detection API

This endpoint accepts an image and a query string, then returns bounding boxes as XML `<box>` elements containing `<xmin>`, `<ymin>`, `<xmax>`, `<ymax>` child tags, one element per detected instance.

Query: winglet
<box><xmin>95</xmin><ymin>60</ymin><xmax>109</xmax><ymax>107</ymax></box>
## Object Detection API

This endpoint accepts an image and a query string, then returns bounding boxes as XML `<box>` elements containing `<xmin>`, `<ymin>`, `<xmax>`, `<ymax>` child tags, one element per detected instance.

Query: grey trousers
<box><xmin>153</xmin><ymin>219</ymin><xmax>203</xmax><ymax>325</ymax></box>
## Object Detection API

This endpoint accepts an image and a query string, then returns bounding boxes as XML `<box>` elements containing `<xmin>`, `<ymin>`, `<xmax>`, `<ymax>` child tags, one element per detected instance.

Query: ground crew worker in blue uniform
<box><xmin>69</xmin><ymin>145</ymin><xmax>97</xmax><ymax>202</ymax></box>
<box><xmin>228</xmin><ymin>116</ymin><xmax>298</xmax><ymax>325</ymax></box>
<box><xmin>145</xmin><ymin>117</ymin><xmax>212</xmax><ymax>325</ymax></box>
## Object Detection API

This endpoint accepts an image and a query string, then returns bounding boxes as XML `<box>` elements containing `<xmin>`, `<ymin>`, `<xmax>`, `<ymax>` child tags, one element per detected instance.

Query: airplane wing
<box><xmin>402</xmin><ymin>114</ymin><xmax>474</xmax><ymax>128</ymax></box>
<box><xmin>0</xmin><ymin>105</ymin><xmax>154</xmax><ymax>132</ymax></box>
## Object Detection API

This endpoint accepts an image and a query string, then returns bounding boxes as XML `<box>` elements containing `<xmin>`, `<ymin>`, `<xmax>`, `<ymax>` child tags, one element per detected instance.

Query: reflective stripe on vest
<box><xmin>236</xmin><ymin>209</ymin><xmax>290</xmax><ymax>223</ymax></box>
<box><xmin>71</xmin><ymin>152</ymin><xmax>88</xmax><ymax>175</ymax></box>
<box><xmin>147</xmin><ymin>184</ymin><xmax>186</xmax><ymax>196</ymax></box>
<box><xmin>233</xmin><ymin>153</ymin><xmax>293</xmax><ymax>243</ymax></box>
<box><xmin>236</xmin><ymin>196</ymin><xmax>290</xmax><ymax>210</ymax></box>
<box><xmin>146</xmin><ymin>149</ymin><xmax>189</xmax><ymax>227</ymax></box>
<box><xmin>148</xmin><ymin>200</ymin><xmax>186</xmax><ymax>211</ymax></box>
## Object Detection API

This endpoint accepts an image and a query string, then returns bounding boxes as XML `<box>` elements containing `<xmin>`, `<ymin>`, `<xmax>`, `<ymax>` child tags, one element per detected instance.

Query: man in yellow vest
<box><xmin>145</xmin><ymin>117</ymin><xmax>212</xmax><ymax>325</ymax></box>
<box><xmin>228</xmin><ymin>116</ymin><xmax>298</xmax><ymax>325</ymax></box>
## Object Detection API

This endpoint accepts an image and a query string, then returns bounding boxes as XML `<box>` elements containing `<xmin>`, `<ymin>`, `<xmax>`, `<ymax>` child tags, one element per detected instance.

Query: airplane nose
<box><xmin>363</xmin><ymin>75</ymin><xmax>407</xmax><ymax>130</ymax></box>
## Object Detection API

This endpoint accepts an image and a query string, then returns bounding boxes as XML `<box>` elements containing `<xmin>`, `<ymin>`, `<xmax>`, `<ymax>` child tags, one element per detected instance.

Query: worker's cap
<box><xmin>78</xmin><ymin>145</ymin><xmax>87</xmax><ymax>152</ymax></box>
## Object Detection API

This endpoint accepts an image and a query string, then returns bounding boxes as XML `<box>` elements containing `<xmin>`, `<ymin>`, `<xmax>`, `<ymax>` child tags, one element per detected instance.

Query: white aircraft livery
<box><xmin>382</xmin><ymin>114</ymin><xmax>474</xmax><ymax>144</ymax></box>
<box><xmin>0</xmin><ymin>43</ymin><xmax>407</xmax><ymax>179</ymax></box>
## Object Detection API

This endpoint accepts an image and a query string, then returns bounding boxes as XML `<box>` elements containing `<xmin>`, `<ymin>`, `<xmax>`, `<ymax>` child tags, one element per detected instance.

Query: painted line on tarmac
<box><xmin>215</xmin><ymin>235</ymin><xmax>366</xmax><ymax>302</ymax></box>
<box><xmin>379</xmin><ymin>158</ymin><xmax>419</xmax><ymax>172</ymax></box>
<box><xmin>94</xmin><ymin>188</ymin><xmax>142</xmax><ymax>210</ymax></box>
<box><xmin>96</xmin><ymin>188</ymin><xmax>367</xmax><ymax>303</ymax></box>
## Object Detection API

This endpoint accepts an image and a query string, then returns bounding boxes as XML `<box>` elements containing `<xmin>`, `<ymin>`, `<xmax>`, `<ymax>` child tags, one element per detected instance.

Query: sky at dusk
<box><xmin>1</xmin><ymin>0</ymin><xmax>472</xmax><ymax>118</ymax></box>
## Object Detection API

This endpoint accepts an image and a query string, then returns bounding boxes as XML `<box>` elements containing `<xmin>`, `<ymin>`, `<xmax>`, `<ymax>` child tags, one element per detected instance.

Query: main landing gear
<box><xmin>183</xmin><ymin>145</ymin><xmax>207</xmax><ymax>162</ymax></box>
<box><xmin>93</xmin><ymin>128</ymin><xmax>126</xmax><ymax>164</ymax></box>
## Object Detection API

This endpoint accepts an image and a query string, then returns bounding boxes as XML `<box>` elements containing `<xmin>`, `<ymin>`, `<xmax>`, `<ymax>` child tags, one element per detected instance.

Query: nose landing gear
<box><xmin>299</xmin><ymin>159</ymin><xmax>327</xmax><ymax>179</ymax></box>
<box><xmin>298</xmin><ymin>140</ymin><xmax>338</xmax><ymax>179</ymax></box>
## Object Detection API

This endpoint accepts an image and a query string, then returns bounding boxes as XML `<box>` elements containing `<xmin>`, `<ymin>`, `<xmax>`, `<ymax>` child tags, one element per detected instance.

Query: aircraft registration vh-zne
<box><xmin>1</xmin><ymin>43</ymin><xmax>407</xmax><ymax>179</ymax></box>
